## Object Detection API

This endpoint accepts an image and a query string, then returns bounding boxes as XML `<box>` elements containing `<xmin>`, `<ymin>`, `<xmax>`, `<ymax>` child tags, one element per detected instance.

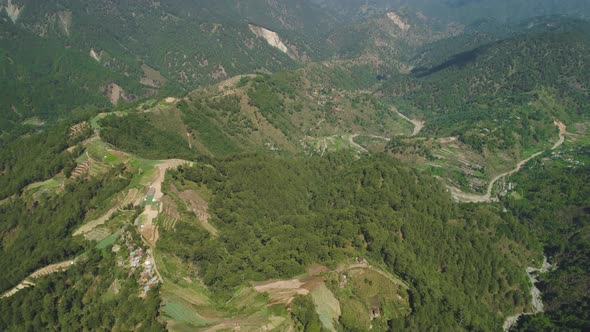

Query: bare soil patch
<box><xmin>253</xmin><ymin>275</ymin><xmax>323</xmax><ymax>305</ymax></box>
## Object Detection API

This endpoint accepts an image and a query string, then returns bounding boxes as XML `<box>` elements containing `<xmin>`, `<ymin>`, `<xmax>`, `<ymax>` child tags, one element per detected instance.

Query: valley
<box><xmin>450</xmin><ymin>120</ymin><xmax>568</xmax><ymax>203</ymax></box>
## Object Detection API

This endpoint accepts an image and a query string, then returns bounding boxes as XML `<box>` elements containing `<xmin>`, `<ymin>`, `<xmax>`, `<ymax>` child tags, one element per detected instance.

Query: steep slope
<box><xmin>325</xmin><ymin>9</ymin><xmax>463</xmax><ymax>70</ymax></box>
<box><xmin>313</xmin><ymin>0</ymin><xmax>590</xmax><ymax>25</ymax></box>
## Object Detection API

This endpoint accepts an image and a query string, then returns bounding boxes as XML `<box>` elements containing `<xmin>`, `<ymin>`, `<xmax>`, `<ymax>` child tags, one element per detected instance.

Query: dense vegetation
<box><xmin>0</xmin><ymin>168</ymin><xmax>130</xmax><ymax>292</ymax></box>
<box><xmin>291</xmin><ymin>295</ymin><xmax>326</xmax><ymax>332</ymax></box>
<box><xmin>507</xmin><ymin>146</ymin><xmax>590</xmax><ymax>330</ymax></box>
<box><xmin>0</xmin><ymin>18</ymin><xmax>150</xmax><ymax>132</ymax></box>
<box><xmin>1</xmin><ymin>2</ymin><xmax>589</xmax><ymax>330</ymax></box>
<box><xmin>0</xmin><ymin>123</ymin><xmax>90</xmax><ymax>200</ymax></box>
<box><xmin>159</xmin><ymin>152</ymin><xmax>536</xmax><ymax>330</ymax></box>
<box><xmin>99</xmin><ymin>113</ymin><xmax>195</xmax><ymax>160</ymax></box>
<box><xmin>0</xmin><ymin>248</ymin><xmax>165</xmax><ymax>332</ymax></box>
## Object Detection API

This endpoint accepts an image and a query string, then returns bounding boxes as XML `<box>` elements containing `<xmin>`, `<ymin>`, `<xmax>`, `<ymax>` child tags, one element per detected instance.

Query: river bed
<box><xmin>503</xmin><ymin>256</ymin><xmax>552</xmax><ymax>331</ymax></box>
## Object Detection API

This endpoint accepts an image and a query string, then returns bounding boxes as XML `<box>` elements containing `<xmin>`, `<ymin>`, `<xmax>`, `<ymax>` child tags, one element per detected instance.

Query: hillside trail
<box><xmin>450</xmin><ymin>120</ymin><xmax>567</xmax><ymax>203</ymax></box>
<box><xmin>73</xmin><ymin>188</ymin><xmax>141</xmax><ymax>236</ymax></box>
<box><xmin>348</xmin><ymin>134</ymin><xmax>368</xmax><ymax>152</ymax></box>
<box><xmin>392</xmin><ymin>107</ymin><xmax>424</xmax><ymax>136</ymax></box>
<box><xmin>2</xmin><ymin>259</ymin><xmax>78</xmax><ymax>298</ymax></box>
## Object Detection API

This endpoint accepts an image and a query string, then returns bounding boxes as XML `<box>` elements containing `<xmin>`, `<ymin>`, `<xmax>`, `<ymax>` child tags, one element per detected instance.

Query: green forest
<box><xmin>158</xmin><ymin>152</ymin><xmax>537</xmax><ymax>330</ymax></box>
<box><xmin>0</xmin><ymin>168</ymin><xmax>130</xmax><ymax>292</ymax></box>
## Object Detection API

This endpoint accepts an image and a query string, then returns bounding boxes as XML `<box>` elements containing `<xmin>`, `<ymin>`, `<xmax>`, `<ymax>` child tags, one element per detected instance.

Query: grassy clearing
<box><xmin>84</xmin><ymin>226</ymin><xmax>112</xmax><ymax>242</ymax></box>
<box><xmin>75</xmin><ymin>151</ymin><xmax>89</xmax><ymax>163</ymax></box>
<box><xmin>25</xmin><ymin>178</ymin><xmax>62</xmax><ymax>192</ymax></box>
<box><xmin>22</xmin><ymin>117</ymin><xmax>45</xmax><ymax>126</ymax></box>
<box><xmin>347</xmin><ymin>267</ymin><xmax>410</xmax><ymax>316</ymax></box>
<box><xmin>87</xmin><ymin>140</ymin><xmax>123</xmax><ymax>164</ymax></box>
<box><xmin>320</xmin><ymin>264</ymin><xmax>410</xmax><ymax>330</ymax></box>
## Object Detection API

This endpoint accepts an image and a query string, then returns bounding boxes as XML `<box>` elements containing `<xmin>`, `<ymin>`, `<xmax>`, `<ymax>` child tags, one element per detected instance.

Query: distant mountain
<box><xmin>0</xmin><ymin>0</ymin><xmax>337</xmax><ymax>132</ymax></box>
<box><xmin>313</xmin><ymin>0</ymin><xmax>590</xmax><ymax>25</ymax></box>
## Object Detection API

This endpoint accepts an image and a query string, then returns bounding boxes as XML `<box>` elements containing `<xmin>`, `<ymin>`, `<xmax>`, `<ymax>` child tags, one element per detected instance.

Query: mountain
<box><xmin>314</xmin><ymin>0</ymin><xmax>590</xmax><ymax>25</ymax></box>
<box><xmin>1</xmin><ymin>1</ymin><xmax>590</xmax><ymax>331</ymax></box>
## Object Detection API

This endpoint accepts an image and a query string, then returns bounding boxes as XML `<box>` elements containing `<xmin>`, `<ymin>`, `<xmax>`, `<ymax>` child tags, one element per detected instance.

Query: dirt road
<box><xmin>451</xmin><ymin>120</ymin><xmax>566</xmax><ymax>203</ymax></box>
<box><xmin>393</xmin><ymin>107</ymin><xmax>424</xmax><ymax>136</ymax></box>
<box><xmin>137</xmin><ymin>159</ymin><xmax>193</xmax><ymax>282</ymax></box>
<box><xmin>2</xmin><ymin>259</ymin><xmax>77</xmax><ymax>298</ymax></box>
<box><xmin>348</xmin><ymin>134</ymin><xmax>368</xmax><ymax>152</ymax></box>
<box><xmin>74</xmin><ymin>189</ymin><xmax>141</xmax><ymax>236</ymax></box>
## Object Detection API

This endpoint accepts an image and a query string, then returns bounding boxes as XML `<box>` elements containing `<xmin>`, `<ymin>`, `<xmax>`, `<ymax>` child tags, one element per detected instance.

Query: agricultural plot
<box><xmin>311</xmin><ymin>283</ymin><xmax>340</xmax><ymax>331</ymax></box>
<box><xmin>96</xmin><ymin>232</ymin><xmax>121</xmax><ymax>250</ymax></box>
<box><xmin>84</xmin><ymin>226</ymin><xmax>112</xmax><ymax>242</ymax></box>
<box><xmin>163</xmin><ymin>302</ymin><xmax>210</xmax><ymax>328</ymax></box>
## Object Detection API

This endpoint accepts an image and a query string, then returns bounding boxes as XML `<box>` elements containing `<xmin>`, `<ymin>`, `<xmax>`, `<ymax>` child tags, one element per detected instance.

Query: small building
<box><xmin>339</xmin><ymin>274</ymin><xmax>348</xmax><ymax>288</ymax></box>
<box><xmin>371</xmin><ymin>308</ymin><xmax>381</xmax><ymax>319</ymax></box>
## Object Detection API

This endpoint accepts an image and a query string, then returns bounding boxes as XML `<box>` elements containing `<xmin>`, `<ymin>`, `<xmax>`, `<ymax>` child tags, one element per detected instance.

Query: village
<box><xmin>114</xmin><ymin>230</ymin><xmax>161</xmax><ymax>296</ymax></box>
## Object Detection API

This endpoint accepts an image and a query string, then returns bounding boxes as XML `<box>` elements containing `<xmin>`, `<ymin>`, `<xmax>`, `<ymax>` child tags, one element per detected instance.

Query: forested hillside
<box><xmin>158</xmin><ymin>152</ymin><xmax>536</xmax><ymax>330</ymax></box>
<box><xmin>0</xmin><ymin>17</ymin><xmax>150</xmax><ymax>133</ymax></box>
<box><xmin>0</xmin><ymin>247</ymin><xmax>165</xmax><ymax>331</ymax></box>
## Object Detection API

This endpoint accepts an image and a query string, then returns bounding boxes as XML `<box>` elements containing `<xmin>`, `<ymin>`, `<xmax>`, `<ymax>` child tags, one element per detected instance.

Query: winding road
<box><xmin>393</xmin><ymin>107</ymin><xmax>425</xmax><ymax>136</ymax></box>
<box><xmin>2</xmin><ymin>259</ymin><xmax>78</xmax><ymax>298</ymax></box>
<box><xmin>450</xmin><ymin>120</ymin><xmax>566</xmax><ymax>203</ymax></box>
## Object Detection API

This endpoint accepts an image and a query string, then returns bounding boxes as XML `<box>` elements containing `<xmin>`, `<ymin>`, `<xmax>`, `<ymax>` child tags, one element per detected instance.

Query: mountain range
<box><xmin>0</xmin><ymin>1</ymin><xmax>589</xmax><ymax>331</ymax></box>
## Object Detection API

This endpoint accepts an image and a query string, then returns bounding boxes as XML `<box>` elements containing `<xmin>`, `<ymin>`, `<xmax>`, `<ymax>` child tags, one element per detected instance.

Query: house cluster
<box><xmin>123</xmin><ymin>232</ymin><xmax>160</xmax><ymax>294</ymax></box>
<box><xmin>339</xmin><ymin>274</ymin><xmax>348</xmax><ymax>288</ymax></box>
<box><xmin>551</xmin><ymin>151</ymin><xmax>586</xmax><ymax>168</ymax></box>
<box><xmin>356</xmin><ymin>257</ymin><xmax>368</xmax><ymax>264</ymax></box>
<box><xmin>370</xmin><ymin>307</ymin><xmax>381</xmax><ymax>320</ymax></box>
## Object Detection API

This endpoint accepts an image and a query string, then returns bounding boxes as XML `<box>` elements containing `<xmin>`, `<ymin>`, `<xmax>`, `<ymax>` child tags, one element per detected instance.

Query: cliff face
<box><xmin>248</xmin><ymin>24</ymin><xmax>289</xmax><ymax>54</ymax></box>
<box><xmin>248</xmin><ymin>24</ymin><xmax>306</xmax><ymax>62</ymax></box>
<box><xmin>3</xmin><ymin>0</ymin><xmax>23</xmax><ymax>23</ymax></box>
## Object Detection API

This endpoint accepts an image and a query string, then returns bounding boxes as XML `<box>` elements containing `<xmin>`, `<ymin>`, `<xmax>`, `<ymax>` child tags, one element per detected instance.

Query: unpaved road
<box><xmin>393</xmin><ymin>107</ymin><xmax>424</xmax><ymax>136</ymax></box>
<box><xmin>451</xmin><ymin>120</ymin><xmax>566</xmax><ymax>203</ymax></box>
<box><xmin>137</xmin><ymin>159</ymin><xmax>192</xmax><ymax>282</ymax></box>
<box><xmin>74</xmin><ymin>188</ymin><xmax>141</xmax><ymax>236</ymax></box>
<box><xmin>153</xmin><ymin>159</ymin><xmax>190</xmax><ymax>202</ymax></box>
<box><xmin>2</xmin><ymin>259</ymin><xmax>77</xmax><ymax>298</ymax></box>
<box><xmin>348</xmin><ymin>134</ymin><xmax>368</xmax><ymax>152</ymax></box>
